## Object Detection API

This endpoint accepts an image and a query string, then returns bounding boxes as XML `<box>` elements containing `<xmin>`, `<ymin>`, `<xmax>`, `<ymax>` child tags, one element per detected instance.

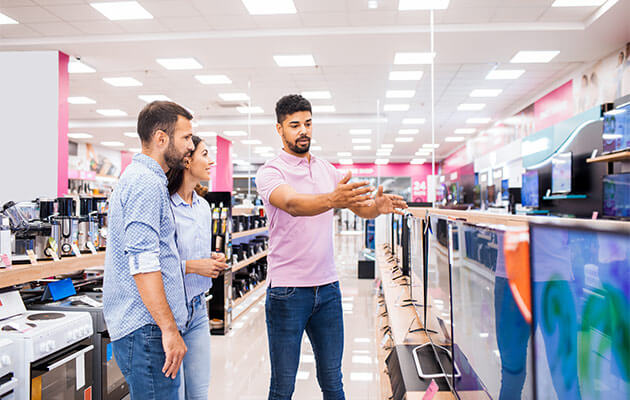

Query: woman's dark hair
<box><xmin>275</xmin><ymin>94</ymin><xmax>312</xmax><ymax>124</ymax></box>
<box><xmin>167</xmin><ymin>135</ymin><xmax>203</xmax><ymax>196</ymax></box>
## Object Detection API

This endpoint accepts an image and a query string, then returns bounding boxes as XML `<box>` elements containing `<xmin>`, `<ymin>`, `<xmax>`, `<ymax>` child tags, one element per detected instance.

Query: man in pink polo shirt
<box><xmin>256</xmin><ymin>94</ymin><xmax>407</xmax><ymax>400</ymax></box>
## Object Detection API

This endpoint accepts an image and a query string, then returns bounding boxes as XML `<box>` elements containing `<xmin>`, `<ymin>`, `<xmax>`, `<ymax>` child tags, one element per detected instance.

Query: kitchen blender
<box><xmin>52</xmin><ymin>197</ymin><xmax>79</xmax><ymax>257</ymax></box>
<box><xmin>1</xmin><ymin>201</ymin><xmax>57</xmax><ymax>262</ymax></box>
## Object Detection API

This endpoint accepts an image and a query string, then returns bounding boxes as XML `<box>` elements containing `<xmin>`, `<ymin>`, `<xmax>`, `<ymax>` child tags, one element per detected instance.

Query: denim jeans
<box><xmin>266</xmin><ymin>281</ymin><xmax>345</xmax><ymax>400</ymax></box>
<box><xmin>179</xmin><ymin>293</ymin><xmax>212</xmax><ymax>400</ymax></box>
<box><xmin>112</xmin><ymin>324</ymin><xmax>181</xmax><ymax>400</ymax></box>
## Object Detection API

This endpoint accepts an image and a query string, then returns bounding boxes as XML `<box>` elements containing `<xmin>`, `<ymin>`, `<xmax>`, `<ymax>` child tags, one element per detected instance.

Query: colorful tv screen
<box><xmin>529</xmin><ymin>222</ymin><xmax>630</xmax><ymax>400</ymax></box>
<box><xmin>552</xmin><ymin>152</ymin><xmax>572</xmax><ymax>194</ymax></box>
<box><xmin>603</xmin><ymin>173</ymin><xmax>630</xmax><ymax>218</ymax></box>
<box><xmin>603</xmin><ymin>104</ymin><xmax>630</xmax><ymax>154</ymax></box>
<box><xmin>521</xmin><ymin>170</ymin><xmax>539</xmax><ymax>208</ymax></box>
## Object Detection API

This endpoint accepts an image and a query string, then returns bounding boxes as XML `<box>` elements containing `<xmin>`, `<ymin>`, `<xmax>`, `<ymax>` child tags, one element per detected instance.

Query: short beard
<box><xmin>164</xmin><ymin>140</ymin><xmax>189</xmax><ymax>170</ymax></box>
<box><xmin>286</xmin><ymin>136</ymin><xmax>310</xmax><ymax>154</ymax></box>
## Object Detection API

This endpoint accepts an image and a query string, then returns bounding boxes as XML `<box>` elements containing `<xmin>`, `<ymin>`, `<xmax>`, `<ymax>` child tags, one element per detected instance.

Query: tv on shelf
<box><xmin>603</xmin><ymin>173</ymin><xmax>630</xmax><ymax>219</ymax></box>
<box><xmin>521</xmin><ymin>170</ymin><xmax>539</xmax><ymax>208</ymax></box>
<box><xmin>602</xmin><ymin>103</ymin><xmax>630</xmax><ymax>154</ymax></box>
<box><xmin>551</xmin><ymin>152</ymin><xmax>572</xmax><ymax>194</ymax></box>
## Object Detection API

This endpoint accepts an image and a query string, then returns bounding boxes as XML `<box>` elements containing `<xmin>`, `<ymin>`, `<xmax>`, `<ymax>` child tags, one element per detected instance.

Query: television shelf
<box><xmin>543</xmin><ymin>194</ymin><xmax>588</xmax><ymax>200</ymax></box>
<box><xmin>586</xmin><ymin>151</ymin><xmax>630</xmax><ymax>164</ymax></box>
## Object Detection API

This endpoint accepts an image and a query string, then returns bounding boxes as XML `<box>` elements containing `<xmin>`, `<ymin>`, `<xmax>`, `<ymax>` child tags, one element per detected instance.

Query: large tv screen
<box><xmin>521</xmin><ymin>170</ymin><xmax>540</xmax><ymax>208</ymax></box>
<box><xmin>409</xmin><ymin>216</ymin><xmax>424</xmax><ymax>314</ymax></box>
<box><xmin>602</xmin><ymin>104</ymin><xmax>629</xmax><ymax>154</ymax></box>
<box><xmin>529</xmin><ymin>221</ymin><xmax>630</xmax><ymax>400</ymax></box>
<box><xmin>603</xmin><ymin>173</ymin><xmax>630</xmax><ymax>218</ymax></box>
<box><xmin>551</xmin><ymin>152</ymin><xmax>572</xmax><ymax>194</ymax></box>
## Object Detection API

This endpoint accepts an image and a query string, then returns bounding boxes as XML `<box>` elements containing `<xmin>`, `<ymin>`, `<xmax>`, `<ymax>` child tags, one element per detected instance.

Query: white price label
<box><xmin>71</xmin><ymin>244</ymin><xmax>82</xmax><ymax>258</ymax></box>
<box><xmin>86</xmin><ymin>242</ymin><xmax>98</xmax><ymax>255</ymax></box>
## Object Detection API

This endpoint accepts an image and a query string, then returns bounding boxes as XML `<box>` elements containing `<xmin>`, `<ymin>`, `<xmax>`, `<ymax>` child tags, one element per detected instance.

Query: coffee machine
<box><xmin>77</xmin><ymin>196</ymin><xmax>98</xmax><ymax>252</ymax></box>
<box><xmin>52</xmin><ymin>197</ymin><xmax>79</xmax><ymax>257</ymax></box>
<box><xmin>93</xmin><ymin>197</ymin><xmax>108</xmax><ymax>250</ymax></box>
<box><xmin>1</xmin><ymin>201</ymin><xmax>58</xmax><ymax>262</ymax></box>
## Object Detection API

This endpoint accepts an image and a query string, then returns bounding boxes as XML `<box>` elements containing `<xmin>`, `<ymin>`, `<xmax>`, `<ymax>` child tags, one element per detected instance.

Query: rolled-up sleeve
<box><xmin>256</xmin><ymin>165</ymin><xmax>287</xmax><ymax>204</ymax></box>
<box><xmin>122</xmin><ymin>179</ymin><xmax>163</xmax><ymax>275</ymax></box>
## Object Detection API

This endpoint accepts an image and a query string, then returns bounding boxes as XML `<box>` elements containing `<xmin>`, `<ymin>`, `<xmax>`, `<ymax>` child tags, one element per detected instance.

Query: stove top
<box><xmin>28</xmin><ymin>292</ymin><xmax>106</xmax><ymax>333</ymax></box>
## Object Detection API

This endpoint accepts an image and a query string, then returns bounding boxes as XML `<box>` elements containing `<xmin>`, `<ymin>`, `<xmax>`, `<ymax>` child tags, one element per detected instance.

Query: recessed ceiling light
<box><xmin>381</xmin><ymin>144</ymin><xmax>394</xmax><ymax>148</ymax></box>
<box><xmin>510</xmin><ymin>51</ymin><xmax>559</xmax><ymax>64</ymax></box>
<box><xmin>399</xmin><ymin>128</ymin><xmax>419</xmax><ymax>135</ymax></box>
<box><xmin>68</xmin><ymin>96</ymin><xmax>96</xmax><ymax>104</ymax></box>
<box><xmin>458</xmin><ymin>103</ymin><xmax>486</xmax><ymax>111</ymax></box>
<box><xmin>367</xmin><ymin>0</ymin><xmax>378</xmax><ymax>9</ymax></box>
<box><xmin>129</xmin><ymin>148</ymin><xmax>141</xmax><ymax>153</ymax></box>
<box><xmin>466</xmin><ymin>117</ymin><xmax>491</xmax><ymax>124</ymax></box>
<box><xmin>237</xmin><ymin>106</ymin><xmax>264</xmax><ymax>114</ymax></box>
<box><xmin>423</xmin><ymin>143</ymin><xmax>440</xmax><ymax>149</ymax></box>
<box><xmin>90</xmin><ymin>1</ymin><xmax>153</xmax><ymax>21</ymax></box>
<box><xmin>219</xmin><ymin>93</ymin><xmax>249</xmax><ymax>102</ymax></box>
<box><xmin>445</xmin><ymin>136</ymin><xmax>466</xmax><ymax>142</ymax></box>
<box><xmin>312</xmin><ymin>105</ymin><xmax>336</xmax><ymax>113</ymax></box>
<box><xmin>384</xmin><ymin>104</ymin><xmax>410</xmax><ymax>111</ymax></box>
<box><xmin>485</xmin><ymin>69</ymin><xmax>524</xmax><ymax>80</ymax></box>
<box><xmin>68</xmin><ymin>58</ymin><xmax>95</xmax><ymax>74</ymax></box>
<box><xmin>241</xmin><ymin>139</ymin><xmax>262</xmax><ymax>145</ymax></box>
<box><xmin>386</xmin><ymin>90</ymin><xmax>416</xmax><ymax>99</ymax></box>
<box><xmin>301</xmin><ymin>91</ymin><xmax>331</xmax><ymax>99</ymax></box>
<box><xmin>198</xmin><ymin>131</ymin><xmax>218</xmax><ymax>138</ymax></box>
<box><xmin>241</xmin><ymin>0</ymin><xmax>297</xmax><ymax>15</ymax></box>
<box><xmin>124</xmin><ymin>132</ymin><xmax>139</xmax><ymax>138</ymax></box>
<box><xmin>352</xmin><ymin>138</ymin><xmax>371</xmax><ymax>144</ymax></box>
<box><xmin>274</xmin><ymin>55</ymin><xmax>316</xmax><ymax>67</ymax></box>
<box><xmin>103</xmin><ymin>77</ymin><xmax>142</xmax><ymax>87</ymax></box>
<box><xmin>402</xmin><ymin>118</ymin><xmax>426</xmax><ymax>125</ymax></box>
<box><xmin>311</xmin><ymin>145</ymin><xmax>322</xmax><ymax>151</ymax></box>
<box><xmin>339</xmin><ymin>159</ymin><xmax>353</xmax><ymax>165</ymax></box>
<box><xmin>255</xmin><ymin>146</ymin><xmax>274</xmax><ymax>153</ymax></box>
<box><xmin>410</xmin><ymin>158</ymin><xmax>426</xmax><ymax>164</ymax></box>
<box><xmin>375</xmin><ymin>159</ymin><xmax>389</xmax><ymax>165</ymax></box>
<box><xmin>389</xmin><ymin>71</ymin><xmax>423</xmax><ymax>81</ymax></box>
<box><xmin>96</xmin><ymin>109</ymin><xmax>127</xmax><ymax>117</ymax></box>
<box><xmin>223</xmin><ymin>130</ymin><xmax>248</xmax><ymax>137</ymax></box>
<box><xmin>138</xmin><ymin>94</ymin><xmax>171</xmax><ymax>103</ymax></box>
<box><xmin>156</xmin><ymin>57</ymin><xmax>202</xmax><ymax>70</ymax></box>
<box><xmin>195</xmin><ymin>75</ymin><xmax>232</xmax><ymax>85</ymax></box>
<box><xmin>353</xmin><ymin>145</ymin><xmax>371</xmax><ymax>151</ymax></box>
<box><xmin>398</xmin><ymin>0</ymin><xmax>450</xmax><ymax>10</ymax></box>
<box><xmin>455</xmin><ymin>128</ymin><xmax>476</xmax><ymax>134</ymax></box>
<box><xmin>552</xmin><ymin>0</ymin><xmax>605</xmax><ymax>7</ymax></box>
<box><xmin>101</xmin><ymin>141</ymin><xmax>125</xmax><ymax>147</ymax></box>
<box><xmin>395</xmin><ymin>137</ymin><xmax>414</xmax><ymax>142</ymax></box>
<box><xmin>349</xmin><ymin>129</ymin><xmax>372</xmax><ymax>135</ymax></box>
<box><xmin>394</xmin><ymin>52</ymin><xmax>435</xmax><ymax>65</ymax></box>
<box><xmin>0</xmin><ymin>12</ymin><xmax>18</xmax><ymax>24</ymax></box>
<box><xmin>68</xmin><ymin>133</ymin><xmax>93</xmax><ymax>139</ymax></box>
<box><xmin>470</xmin><ymin>89</ymin><xmax>502</xmax><ymax>97</ymax></box>
<box><xmin>338</xmin><ymin>152</ymin><xmax>352</xmax><ymax>157</ymax></box>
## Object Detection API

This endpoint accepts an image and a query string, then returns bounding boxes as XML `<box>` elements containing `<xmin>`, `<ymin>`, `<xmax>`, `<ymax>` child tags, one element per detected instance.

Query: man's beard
<box><xmin>286</xmin><ymin>136</ymin><xmax>310</xmax><ymax>154</ymax></box>
<box><xmin>164</xmin><ymin>141</ymin><xmax>190</xmax><ymax>170</ymax></box>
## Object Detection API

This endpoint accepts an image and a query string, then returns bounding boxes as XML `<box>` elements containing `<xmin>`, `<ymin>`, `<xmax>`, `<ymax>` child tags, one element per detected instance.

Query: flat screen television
<box><xmin>401</xmin><ymin>213</ymin><xmax>411</xmax><ymax>276</ymax></box>
<box><xmin>602</xmin><ymin>103</ymin><xmax>630</xmax><ymax>154</ymax></box>
<box><xmin>551</xmin><ymin>152</ymin><xmax>572</xmax><ymax>194</ymax></box>
<box><xmin>473</xmin><ymin>185</ymin><xmax>481</xmax><ymax>209</ymax></box>
<box><xmin>529</xmin><ymin>220</ymin><xmax>630</xmax><ymax>400</ymax></box>
<box><xmin>409</xmin><ymin>216</ymin><xmax>425</xmax><ymax>311</ymax></box>
<box><xmin>521</xmin><ymin>170</ymin><xmax>539</xmax><ymax>208</ymax></box>
<box><xmin>487</xmin><ymin>185</ymin><xmax>496</xmax><ymax>205</ymax></box>
<box><xmin>501</xmin><ymin>179</ymin><xmax>509</xmax><ymax>201</ymax></box>
<box><xmin>603</xmin><ymin>173</ymin><xmax>630</xmax><ymax>218</ymax></box>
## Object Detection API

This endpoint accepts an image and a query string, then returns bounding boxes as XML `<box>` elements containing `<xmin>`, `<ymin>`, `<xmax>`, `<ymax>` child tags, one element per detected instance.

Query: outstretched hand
<box><xmin>374</xmin><ymin>186</ymin><xmax>407</xmax><ymax>215</ymax></box>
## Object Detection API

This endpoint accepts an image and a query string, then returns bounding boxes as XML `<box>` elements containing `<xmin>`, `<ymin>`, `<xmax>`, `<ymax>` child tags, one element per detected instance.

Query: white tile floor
<box><xmin>207</xmin><ymin>233</ymin><xmax>379</xmax><ymax>399</ymax></box>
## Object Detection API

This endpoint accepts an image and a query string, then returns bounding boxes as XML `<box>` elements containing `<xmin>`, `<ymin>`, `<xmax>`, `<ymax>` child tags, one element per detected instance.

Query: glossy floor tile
<box><xmin>208</xmin><ymin>233</ymin><xmax>379</xmax><ymax>399</ymax></box>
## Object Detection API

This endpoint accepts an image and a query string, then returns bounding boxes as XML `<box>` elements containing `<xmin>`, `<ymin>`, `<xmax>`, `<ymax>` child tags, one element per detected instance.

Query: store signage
<box><xmin>534</xmin><ymin>80</ymin><xmax>574</xmax><ymax>132</ymax></box>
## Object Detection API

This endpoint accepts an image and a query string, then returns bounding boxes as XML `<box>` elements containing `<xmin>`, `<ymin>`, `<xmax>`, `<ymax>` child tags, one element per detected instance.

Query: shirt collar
<box><xmin>171</xmin><ymin>191</ymin><xmax>201</xmax><ymax>207</ymax></box>
<box><xmin>133</xmin><ymin>153</ymin><xmax>167</xmax><ymax>184</ymax></box>
<box><xmin>279</xmin><ymin>149</ymin><xmax>314</xmax><ymax>166</ymax></box>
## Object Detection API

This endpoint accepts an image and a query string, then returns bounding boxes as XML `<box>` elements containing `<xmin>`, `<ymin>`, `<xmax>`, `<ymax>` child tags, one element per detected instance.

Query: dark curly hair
<box><xmin>275</xmin><ymin>94</ymin><xmax>312</xmax><ymax>124</ymax></box>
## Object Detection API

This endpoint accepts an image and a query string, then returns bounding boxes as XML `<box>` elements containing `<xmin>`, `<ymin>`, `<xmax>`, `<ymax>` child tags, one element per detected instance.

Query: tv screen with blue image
<box><xmin>521</xmin><ymin>170</ymin><xmax>539</xmax><ymax>208</ymax></box>
<box><xmin>603</xmin><ymin>104</ymin><xmax>630</xmax><ymax>154</ymax></box>
<box><xmin>551</xmin><ymin>152</ymin><xmax>572</xmax><ymax>194</ymax></box>
<box><xmin>603</xmin><ymin>173</ymin><xmax>630</xmax><ymax>218</ymax></box>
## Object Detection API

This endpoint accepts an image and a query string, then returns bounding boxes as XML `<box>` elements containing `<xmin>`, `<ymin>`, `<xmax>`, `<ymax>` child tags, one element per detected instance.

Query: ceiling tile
<box><xmin>301</xmin><ymin>12</ymin><xmax>350</xmax><ymax>27</ymax></box>
<box><xmin>29</xmin><ymin>21</ymin><xmax>81</xmax><ymax>35</ymax></box>
<box><xmin>0</xmin><ymin>23</ymin><xmax>41</xmax><ymax>37</ymax></box>
<box><xmin>70</xmin><ymin>20</ymin><xmax>125</xmax><ymax>35</ymax></box>
<box><xmin>0</xmin><ymin>5</ymin><xmax>60</xmax><ymax>23</ymax></box>
<box><xmin>160</xmin><ymin>16</ymin><xmax>211</xmax><ymax>32</ymax></box>
<box><xmin>143</xmin><ymin>1</ymin><xmax>201</xmax><ymax>18</ymax></box>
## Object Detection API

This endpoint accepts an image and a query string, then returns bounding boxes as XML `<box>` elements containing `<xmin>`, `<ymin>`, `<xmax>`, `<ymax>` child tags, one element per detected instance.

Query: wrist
<box><xmin>185</xmin><ymin>260</ymin><xmax>198</xmax><ymax>275</ymax></box>
<box><xmin>326</xmin><ymin>192</ymin><xmax>334</xmax><ymax>209</ymax></box>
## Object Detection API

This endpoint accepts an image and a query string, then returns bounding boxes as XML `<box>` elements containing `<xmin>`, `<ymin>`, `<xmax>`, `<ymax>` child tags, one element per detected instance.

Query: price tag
<box><xmin>49</xmin><ymin>250</ymin><xmax>60</xmax><ymax>262</ymax></box>
<box><xmin>78</xmin><ymin>295</ymin><xmax>102</xmax><ymax>308</ymax></box>
<box><xmin>422</xmin><ymin>379</ymin><xmax>439</xmax><ymax>400</ymax></box>
<box><xmin>71</xmin><ymin>244</ymin><xmax>82</xmax><ymax>258</ymax></box>
<box><xmin>0</xmin><ymin>254</ymin><xmax>10</xmax><ymax>267</ymax></box>
<box><xmin>86</xmin><ymin>242</ymin><xmax>98</xmax><ymax>255</ymax></box>
<box><xmin>591</xmin><ymin>211</ymin><xmax>598</xmax><ymax>220</ymax></box>
<box><xmin>26</xmin><ymin>249</ymin><xmax>38</xmax><ymax>265</ymax></box>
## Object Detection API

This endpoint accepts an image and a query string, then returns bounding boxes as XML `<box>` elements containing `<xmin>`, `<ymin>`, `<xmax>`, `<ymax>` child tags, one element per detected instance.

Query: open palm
<box><xmin>374</xmin><ymin>186</ymin><xmax>407</xmax><ymax>215</ymax></box>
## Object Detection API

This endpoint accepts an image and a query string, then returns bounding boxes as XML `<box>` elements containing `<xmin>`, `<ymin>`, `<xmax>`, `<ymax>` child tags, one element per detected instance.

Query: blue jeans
<box><xmin>112</xmin><ymin>324</ymin><xmax>181</xmax><ymax>400</ymax></box>
<box><xmin>266</xmin><ymin>281</ymin><xmax>345</xmax><ymax>400</ymax></box>
<box><xmin>179</xmin><ymin>293</ymin><xmax>211</xmax><ymax>400</ymax></box>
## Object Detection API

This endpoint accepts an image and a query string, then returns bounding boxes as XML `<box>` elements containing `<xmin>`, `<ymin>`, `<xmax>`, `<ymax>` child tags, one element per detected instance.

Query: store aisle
<box><xmin>208</xmin><ymin>233</ymin><xmax>379</xmax><ymax>399</ymax></box>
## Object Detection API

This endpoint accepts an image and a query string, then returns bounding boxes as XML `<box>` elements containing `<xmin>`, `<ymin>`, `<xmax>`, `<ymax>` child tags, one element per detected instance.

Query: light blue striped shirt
<box><xmin>170</xmin><ymin>191</ymin><xmax>214</xmax><ymax>301</ymax></box>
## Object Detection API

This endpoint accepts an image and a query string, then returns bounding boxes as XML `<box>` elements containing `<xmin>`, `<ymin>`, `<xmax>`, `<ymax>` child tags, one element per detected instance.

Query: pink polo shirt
<box><xmin>256</xmin><ymin>150</ymin><xmax>344</xmax><ymax>287</ymax></box>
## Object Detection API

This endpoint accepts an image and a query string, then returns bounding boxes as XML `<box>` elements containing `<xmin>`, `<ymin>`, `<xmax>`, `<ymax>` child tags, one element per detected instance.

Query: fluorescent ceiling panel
<box><xmin>375</xmin><ymin>159</ymin><xmax>389</xmax><ymax>165</ymax></box>
<box><xmin>470</xmin><ymin>89</ymin><xmax>502</xmax><ymax>97</ymax></box>
<box><xmin>445</xmin><ymin>136</ymin><xmax>466</xmax><ymax>142</ymax></box>
<box><xmin>223</xmin><ymin>130</ymin><xmax>248</xmax><ymax>137</ymax></box>
<box><xmin>395</xmin><ymin>137</ymin><xmax>413</xmax><ymax>142</ymax></box>
<box><xmin>394</xmin><ymin>52</ymin><xmax>435</xmax><ymax>65</ymax></box>
<box><xmin>0</xmin><ymin>12</ymin><xmax>18</xmax><ymax>24</ymax></box>
<box><xmin>398</xmin><ymin>0</ymin><xmax>450</xmax><ymax>10</ymax></box>
<box><xmin>219</xmin><ymin>93</ymin><xmax>249</xmax><ymax>101</ymax></box>
<box><xmin>311</xmin><ymin>146</ymin><xmax>322</xmax><ymax>151</ymax></box>
<box><xmin>68</xmin><ymin>59</ymin><xmax>95</xmax><ymax>74</ymax></box>
<box><xmin>241</xmin><ymin>0</ymin><xmax>297</xmax><ymax>15</ymax></box>
<box><xmin>349</xmin><ymin>129</ymin><xmax>372</xmax><ymax>135</ymax></box>
<box><xmin>339</xmin><ymin>159</ymin><xmax>353</xmax><ymax>165</ymax></box>
<box><xmin>353</xmin><ymin>145</ymin><xmax>371</xmax><ymax>151</ymax></box>
<box><xmin>337</xmin><ymin>152</ymin><xmax>352</xmax><ymax>157</ymax></box>
<box><xmin>466</xmin><ymin>117</ymin><xmax>491</xmax><ymax>124</ymax></box>
<box><xmin>510</xmin><ymin>50</ymin><xmax>560</xmax><ymax>63</ymax></box>
<box><xmin>255</xmin><ymin>146</ymin><xmax>274</xmax><ymax>153</ymax></box>
<box><xmin>423</xmin><ymin>143</ymin><xmax>439</xmax><ymax>148</ymax></box>
<box><xmin>156</xmin><ymin>58</ymin><xmax>202</xmax><ymax>70</ymax></box>
<box><xmin>123</xmin><ymin>132</ymin><xmax>139</xmax><ymax>138</ymax></box>
<box><xmin>352</xmin><ymin>138</ymin><xmax>371</xmax><ymax>144</ymax></box>
<box><xmin>458</xmin><ymin>103</ymin><xmax>486</xmax><ymax>111</ymax></box>
<box><xmin>237</xmin><ymin>106</ymin><xmax>264</xmax><ymax>114</ymax></box>
<box><xmin>96</xmin><ymin>109</ymin><xmax>127</xmax><ymax>116</ymax></box>
<box><xmin>399</xmin><ymin>129</ymin><xmax>419</xmax><ymax>135</ymax></box>
<box><xmin>103</xmin><ymin>77</ymin><xmax>142</xmax><ymax>87</ymax></box>
<box><xmin>389</xmin><ymin>71</ymin><xmax>423</xmax><ymax>81</ymax></box>
<box><xmin>90</xmin><ymin>1</ymin><xmax>153</xmax><ymax>21</ymax></box>
<box><xmin>410</xmin><ymin>158</ymin><xmax>426</xmax><ymax>164</ymax></box>
<box><xmin>195</xmin><ymin>75</ymin><xmax>232</xmax><ymax>85</ymax></box>
<box><xmin>454</xmin><ymin>128</ymin><xmax>476</xmax><ymax>134</ymax></box>
<box><xmin>384</xmin><ymin>104</ymin><xmax>410</xmax><ymax>111</ymax></box>
<box><xmin>101</xmin><ymin>141</ymin><xmax>125</xmax><ymax>147</ymax></box>
<box><xmin>68</xmin><ymin>133</ymin><xmax>93</xmax><ymax>139</ymax></box>
<box><xmin>241</xmin><ymin>139</ymin><xmax>262</xmax><ymax>145</ymax></box>
<box><xmin>485</xmin><ymin>69</ymin><xmax>524</xmax><ymax>80</ymax></box>
<box><xmin>68</xmin><ymin>96</ymin><xmax>96</xmax><ymax>104</ymax></box>
<box><xmin>274</xmin><ymin>55</ymin><xmax>316</xmax><ymax>67</ymax></box>
<box><xmin>138</xmin><ymin>94</ymin><xmax>171</xmax><ymax>103</ymax></box>
<box><xmin>129</xmin><ymin>148</ymin><xmax>141</xmax><ymax>153</ymax></box>
<box><xmin>312</xmin><ymin>105</ymin><xmax>336</xmax><ymax>113</ymax></box>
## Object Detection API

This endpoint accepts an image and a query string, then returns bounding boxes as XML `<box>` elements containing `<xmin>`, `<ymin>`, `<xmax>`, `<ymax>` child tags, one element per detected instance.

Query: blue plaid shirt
<box><xmin>170</xmin><ymin>191</ymin><xmax>214</xmax><ymax>301</ymax></box>
<box><xmin>103</xmin><ymin>153</ymin><xmax>188</xmax><ymax>341</ymax></box>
